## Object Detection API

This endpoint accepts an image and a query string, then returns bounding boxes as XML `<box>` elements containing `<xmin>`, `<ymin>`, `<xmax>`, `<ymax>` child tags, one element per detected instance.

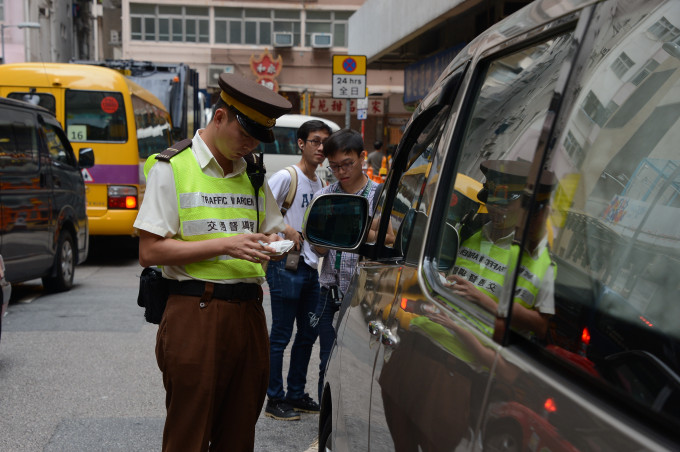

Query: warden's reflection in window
<box><xmin>446</xmin><ymin>160</ymin><xmax>556</xmax><ymax>339</ymax></box>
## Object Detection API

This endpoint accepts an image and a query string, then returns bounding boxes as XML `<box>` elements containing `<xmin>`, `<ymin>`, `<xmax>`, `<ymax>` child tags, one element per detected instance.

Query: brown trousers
<box><xmin>155</xmin><ymin>286</ymin><xmax>269</xmax><ymax>452</ymax></box>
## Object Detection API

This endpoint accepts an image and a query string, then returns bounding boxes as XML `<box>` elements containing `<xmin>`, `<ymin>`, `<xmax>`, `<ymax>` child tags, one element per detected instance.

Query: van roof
<box><xmin>275</xmin><ymin>114</ymin><xmax>341</xmax><ymax>131</ymax></box>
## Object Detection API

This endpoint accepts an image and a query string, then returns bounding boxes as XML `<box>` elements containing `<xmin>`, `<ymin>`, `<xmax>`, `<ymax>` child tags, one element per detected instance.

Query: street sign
<box><xmin>357</xmin><ymin>109</ymin><xmax>367</xmax><ymax>120</ymax></box>
<box><xmin>332</xmin><ymin>75</ymin><xmax>366</xmax><ymax>99</ymax></box>
<box><xmin>332</xmin><ymin>55</ymin><xmax>367</xmax><ymax>99</ymax></box>
<box><xmin>332</xmin><ymin>55</ymin><xmax>366</xmax><ymax>75</ymax></box>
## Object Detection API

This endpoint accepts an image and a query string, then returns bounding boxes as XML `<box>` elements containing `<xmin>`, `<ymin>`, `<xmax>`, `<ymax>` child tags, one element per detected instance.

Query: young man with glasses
<box><xmin>311</xmin><ymin>128</ymin><xmax>383</xmax><ymax>403</ymax></box>
<box><xmin>264</xmin><ymin>120</ymin><xmax>332</xmax><ymax>421</ymax></box>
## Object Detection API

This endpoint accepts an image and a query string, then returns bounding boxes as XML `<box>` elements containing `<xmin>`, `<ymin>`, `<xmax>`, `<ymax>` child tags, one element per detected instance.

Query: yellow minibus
<box><xmin>0</xmin><ymin>62</ymin><xmax>173</xmax><ymax>237</ymax></box>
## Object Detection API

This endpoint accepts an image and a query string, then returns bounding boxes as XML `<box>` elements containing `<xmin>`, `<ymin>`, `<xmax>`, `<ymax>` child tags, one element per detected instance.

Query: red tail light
<box><xmin>544</xmin><ymin>398</ymin><xmax>557</xmax><ymax>413</ymax></box>
<box><xmin>108</xmin><ymin>186</ymin><xmax>138</xmax><ymax>209</ymax></box>
<box><xmin>581</xmin><ymin>327</ymin><xmax>591</xmax><ymax>346</ymax></box>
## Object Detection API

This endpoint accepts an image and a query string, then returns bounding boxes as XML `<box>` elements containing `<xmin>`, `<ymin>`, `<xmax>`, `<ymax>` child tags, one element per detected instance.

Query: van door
<box><xmin>482</xmin><ymin>0</ymin><xmax>680</xmax><ymax>449</ymax></box>
<box><xmin>368</xmin><ymin>16</ymin><xmax>584</xmax><ymax>451</ymax></box>
<box><xmin>0</xmin><ymin>107</ymin><xmax>53</xmax><ymax>282</ymax></box>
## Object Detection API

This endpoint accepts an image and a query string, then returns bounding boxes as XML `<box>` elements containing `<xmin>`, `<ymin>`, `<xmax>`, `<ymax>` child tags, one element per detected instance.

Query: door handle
<box><xmin>368</xmin><ymin>320</ymin><xmax>385</xmax><ymax>337</ymax></box>
<box><xmin>381</xmin><ymin>329</ymin><xmax>400</xmax><ymax>348</ymax></box>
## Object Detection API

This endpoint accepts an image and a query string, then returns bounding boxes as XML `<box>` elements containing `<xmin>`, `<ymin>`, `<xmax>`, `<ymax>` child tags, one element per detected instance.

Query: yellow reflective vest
<box><xmin>452</xmin><ymin>230</ymin><xmax>552</xmax><ymax>309</ymax></box>
<box><xmin>144</xmin><ymin>149</ymin><xmax>266</xmax><ymax>280</ymax></box>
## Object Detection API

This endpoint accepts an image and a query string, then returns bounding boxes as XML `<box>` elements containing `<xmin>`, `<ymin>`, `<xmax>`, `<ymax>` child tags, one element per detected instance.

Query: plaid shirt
<box><xmin>317</xmin><ymin>179</ymin><xmax>380</xmax><ymax>294</ymax></box>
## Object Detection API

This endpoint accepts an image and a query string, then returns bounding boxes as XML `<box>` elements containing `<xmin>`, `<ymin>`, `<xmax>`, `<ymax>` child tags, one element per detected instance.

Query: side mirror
<box><xmin>303</xmin><ymin>193</ymin><xmax>369</xmax><ymax>251</ymax></box>
<box><xmin>78</xmin><ymin>147</ymin><xmax>95</xmax><ymax>169</ymax></box>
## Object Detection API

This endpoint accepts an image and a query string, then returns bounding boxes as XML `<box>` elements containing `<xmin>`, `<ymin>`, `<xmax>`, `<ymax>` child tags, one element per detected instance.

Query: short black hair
<box><xmin>323</xmin><ymin>128</ymin><xmax>364</xmax><ymax>159</ymax></box>
<box><xmin>374</xmin><ymin>140</ymin><xmax>383</xmax><ymax>150</ymax></box>
<box><xmin>297</xmin><ymin>120</ymin><xmax>333</xmax><ymax>141</ymax></box>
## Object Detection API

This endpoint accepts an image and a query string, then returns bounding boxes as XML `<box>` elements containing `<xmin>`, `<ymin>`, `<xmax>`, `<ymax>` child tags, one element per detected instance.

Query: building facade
<box><xmin>118</xmin><ymin>0</ymin><xmax>409</xmax><ymax>148</ymax></box>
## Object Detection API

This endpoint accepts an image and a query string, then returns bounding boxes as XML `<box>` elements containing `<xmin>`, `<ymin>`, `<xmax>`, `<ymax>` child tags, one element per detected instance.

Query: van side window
<box><xmin>65</xmin><ymin>90</ymin><xmax>127</xmax><ymax>143</ymax></box>
<box><xmin>429</xmin><ymin>32</ymin><xmax>575</xmax><ymax>335</ymax></box>
<box><xmin>0</xmin><ymin>110</ymin><xmax>39</xmax><ymax>172</ymax></box>
<box><xmin>386</xmin><ymin>107</ymin><xmax>450</xmax><ymax>259</ymax></box>
<box><xmin>536</xmin><ymin>2</ymin><xmax>680</xmax><ymax>427</ymax></box>
<box><xmin>255</xmin><ymin>126</ymin><xmax>299</xmax><ymax>155</ymax></box>
<box><xmin>41</xmin><ymin>122</ymin><xmax>76</xmax><ymax>167</ymax></box>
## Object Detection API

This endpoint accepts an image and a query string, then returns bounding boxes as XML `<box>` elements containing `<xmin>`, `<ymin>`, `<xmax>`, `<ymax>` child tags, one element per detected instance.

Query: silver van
<box><xmin>304</xmin><ymin>0</ymin><xmax>680</xmax><ymax>450</ymax></box>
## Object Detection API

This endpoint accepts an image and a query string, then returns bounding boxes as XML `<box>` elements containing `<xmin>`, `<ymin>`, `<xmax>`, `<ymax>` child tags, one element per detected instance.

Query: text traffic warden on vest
<box><xmin>134</xmin><ymin>73</ymin><xmax>292</xmax><ymax>452</ymax></box>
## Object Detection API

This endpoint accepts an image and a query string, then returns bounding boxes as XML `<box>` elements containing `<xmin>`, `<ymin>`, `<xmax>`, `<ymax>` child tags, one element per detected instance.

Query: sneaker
<box><xmin>285</xmin><ymin>394</ymin><xmax>320</xmax><ymax>414</ymax></box>
<box><xmin>264</xmin><ymin>399</ymin><xmax>301</xmax><ymax>421</ymax></box>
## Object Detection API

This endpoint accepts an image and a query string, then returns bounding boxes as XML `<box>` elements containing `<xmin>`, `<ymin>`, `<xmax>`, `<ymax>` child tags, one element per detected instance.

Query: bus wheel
<box><xmin>43</xmin><ymin>231</ymin><xmax>75</xmax><ymax>293</ymax></box>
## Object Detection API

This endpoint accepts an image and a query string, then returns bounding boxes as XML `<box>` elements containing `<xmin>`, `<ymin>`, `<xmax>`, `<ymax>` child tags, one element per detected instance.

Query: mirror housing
<box><xmin>78</xmin><ymin>147</ymin><xmax>95</xmax><ymax>169</ymax></box>
<box><xmin>302</xmin><ymin>194</ymin><xmax>369</xmax><ymax>251</ymax></box>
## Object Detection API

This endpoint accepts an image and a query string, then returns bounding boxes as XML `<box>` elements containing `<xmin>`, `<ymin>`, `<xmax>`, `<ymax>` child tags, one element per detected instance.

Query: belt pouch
<box><xmin>137</xmin><ymin>267</ymin><xmax>170</xmax><ymax>324</ymax></box>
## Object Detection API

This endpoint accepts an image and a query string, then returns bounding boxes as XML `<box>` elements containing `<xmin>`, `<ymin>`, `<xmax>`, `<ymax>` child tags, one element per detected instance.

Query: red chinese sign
<box><xmin>310</xmin><ymin>98</ymin><xmax>384</xmax><ymax>115</ymax></box>
<box><xmin>250</xmin><ymin>49</ymin><xmax>282</xmax><ymax>92</ymax></box>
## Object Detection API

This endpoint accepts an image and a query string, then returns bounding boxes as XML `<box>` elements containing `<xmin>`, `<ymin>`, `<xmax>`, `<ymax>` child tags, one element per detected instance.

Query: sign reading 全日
<box><xmin>332</xmin><ymin>55</ymin><xmax>367</xmax><ymax>99</ymax></box>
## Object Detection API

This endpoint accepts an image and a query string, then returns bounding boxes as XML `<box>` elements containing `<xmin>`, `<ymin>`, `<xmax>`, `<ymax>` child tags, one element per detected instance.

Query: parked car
<box><xmin>0</xmin><ymin>97</ymin><xmax>94</xmax><ymax>292</ymax></box>
<box><xmin>254</xmin><ymin>113</ymin><xmax>340</xmax><ymax>183</ymax></box>
<box><xmin>303</xmin><ymin>0</ymin><xmax>680</xmax><ymax>450</ymax></box>
<box><xmin>0</xmin><ymin>254</ymin><xmax>11</xmax><ymax>345</ymax></box>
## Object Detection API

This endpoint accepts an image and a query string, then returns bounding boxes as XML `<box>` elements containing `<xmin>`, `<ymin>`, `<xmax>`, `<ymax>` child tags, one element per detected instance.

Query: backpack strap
<box><xmin>281</xmin><ymin>166</ymin><xmax>298</xmax><ymax>215</ymax></box>
<box><xmin>155</xmin><ymin>138</ymin><xmax>193</xmax><ymax>162</ymax></box>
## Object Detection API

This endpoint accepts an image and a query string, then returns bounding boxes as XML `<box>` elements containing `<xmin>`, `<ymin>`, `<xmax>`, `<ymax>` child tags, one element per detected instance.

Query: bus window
<box><xmin>132</xmin><ymin>95</ymin><xmax>173</xmax><ymax>159</ymax></box>
<box><xmin>65</xmin><ymin>90</ymin><xmax>127</xmax><ymax>142</ymax></box>
<box><xmin>7</xmin><ymin>92</ymin><xmax>56</xmax><ymax>114</ymax></box>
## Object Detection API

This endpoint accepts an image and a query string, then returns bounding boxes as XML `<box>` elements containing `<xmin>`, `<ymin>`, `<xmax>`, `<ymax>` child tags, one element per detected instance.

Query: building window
<box><xmin>581</xmin><ymin>91</ymin><xmax>618</xmax><ymax>127</ymax></box>
<box><xmin>305</xmin><ymin>10</ymin><xmax>352</xmax><ymax>47</ymax></box>
<box><xmin>611</xmin><ymin>52</ymin><xmax>634</xmax><ymax>79</ymax></box>
<box><xmin>630</xmin><ymin>59</ymin><xmax>660</xmax><ymax>86</ymax></box>
<box><xmin>0</xmin><ymin>0</ymin><xmax>4</xmax><ymax>22</ymax></box>
<box><xmin>215</xmin><ymin>8</ymin><xmax>300</xmax><ymax>46</ymax></box>
<box><xmin>647</xmin><ymin>16</ymin><xmax>680</xmax><ymax>42</ymax></box>
<box><xmin>130</xmin><ymin>4</ymin><xmax>209</xmax><ymax>43</ymax></box>
<box><xmin>564</xmin><ymin>130</ymin><xmax>584</xmax><ymax>167</ymax></box>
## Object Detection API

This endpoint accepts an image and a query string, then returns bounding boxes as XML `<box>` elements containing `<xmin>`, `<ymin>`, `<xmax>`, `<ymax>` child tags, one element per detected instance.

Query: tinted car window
<box><xmin>255</xmin><ymin>126</ymin><xmax>299</xmax><ymax>155</ymax></box>
<box><xmin>0</xmin><ymin>109</ymin><xmax>39</xmax><ymax>173</ymax></box>
<box><xmin>41</xmin><ymin>122</ymin><xmax>76</xmax><ymax>167</ymax></box>
<box><xmin>429</xmin><ymin>31</ymin><xmax>575</xmax><ymax>336</ymax></box>
<box><xmin>539</xmin><ymin>0</ymin><xmax>680</xmax><ymax>428</ymax></box>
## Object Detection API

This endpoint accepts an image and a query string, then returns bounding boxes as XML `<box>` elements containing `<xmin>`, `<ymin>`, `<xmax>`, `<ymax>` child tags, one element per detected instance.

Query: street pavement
<box><xmin>0</xmin><ymin>241</ymin><xmax>322</xmax><ymax>452</ymax></box>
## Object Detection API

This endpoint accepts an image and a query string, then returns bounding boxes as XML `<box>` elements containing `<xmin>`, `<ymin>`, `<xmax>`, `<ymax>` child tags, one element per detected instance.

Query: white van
<box><xmin>254</xmin><ymin>114</ymin><xmax>341</xmax><ymax>183</ymax></box>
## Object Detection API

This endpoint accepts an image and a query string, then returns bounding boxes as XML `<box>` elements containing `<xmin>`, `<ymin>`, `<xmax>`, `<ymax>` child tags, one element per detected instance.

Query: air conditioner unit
<box><xmin>311</xmin><ymin>33</ymin><xmax>332</xmax><ymax>48</ymax></box>
<box><xmin>273</xmin><ymin>32</ymin><xmax>294</xmax><ymax>48</ymax></box>
<box><xmin>207</xmin><ymin>66</ymin><xmax>224</xmax><ymax>88</ymax></box>
<box><xmin>110</xmin><ymin>30</ymin><xmax>121</xmax><ymax>45</ymax></box>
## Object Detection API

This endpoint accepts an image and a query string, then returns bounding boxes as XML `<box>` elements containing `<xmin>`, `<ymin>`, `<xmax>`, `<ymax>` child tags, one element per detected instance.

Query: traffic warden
<box><xmin>264</xmin><ymin>120</ymin><xmax>332</xmax><ymax>420</ymax></box>
<box><xmin>134</xmin><ymin>73</ymin><xmax>292</xmax><ymax>452</ymax></box>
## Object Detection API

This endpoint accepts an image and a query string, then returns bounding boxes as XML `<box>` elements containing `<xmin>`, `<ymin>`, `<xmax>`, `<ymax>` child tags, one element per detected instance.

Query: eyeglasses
<box><xmin>306</xmin><ymin>139</ymin><xmax>326</xmax><ymax>147</ymax></box>
<box><xmin>327</xmin><ymin>159</ymin><xmax>358</xmax><ymax>173</ymax></box>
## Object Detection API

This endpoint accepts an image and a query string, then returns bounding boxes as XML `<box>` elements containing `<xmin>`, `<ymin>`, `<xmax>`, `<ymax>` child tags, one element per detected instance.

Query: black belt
<box><xmin>168</xmin><ymin>280</ymin><xmax>260</xmax><ymax>301</ymax></box>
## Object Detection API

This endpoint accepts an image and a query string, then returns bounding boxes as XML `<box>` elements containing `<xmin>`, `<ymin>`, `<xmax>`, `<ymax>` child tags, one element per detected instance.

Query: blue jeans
<box><xmin>314</xmin><ymin>286</ymin><xmax>339</xmax><ymax>403</ymax></box>
<box><xmin>266</xmin><ymin>258</ymin><xmax>320</xmax><ymax>401</ymax></box>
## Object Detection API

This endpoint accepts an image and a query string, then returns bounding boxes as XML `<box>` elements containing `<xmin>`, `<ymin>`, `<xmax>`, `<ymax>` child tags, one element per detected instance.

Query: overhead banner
<box><xmin>310</xmin><ymin>98</ymin><xmax>383</xmax><ymax>116</ymax></box>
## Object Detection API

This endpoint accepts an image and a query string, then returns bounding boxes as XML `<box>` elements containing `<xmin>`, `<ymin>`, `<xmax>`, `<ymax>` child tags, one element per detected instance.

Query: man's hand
<box><xmin>282</xmin><ymin>225</ymin><xmax>302</xmax><ymax>250</ymax></box>
<box><xmin>222</xmin><ymin>232</ymin><xmax>276</xmax><ymax>263</ymax></box>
